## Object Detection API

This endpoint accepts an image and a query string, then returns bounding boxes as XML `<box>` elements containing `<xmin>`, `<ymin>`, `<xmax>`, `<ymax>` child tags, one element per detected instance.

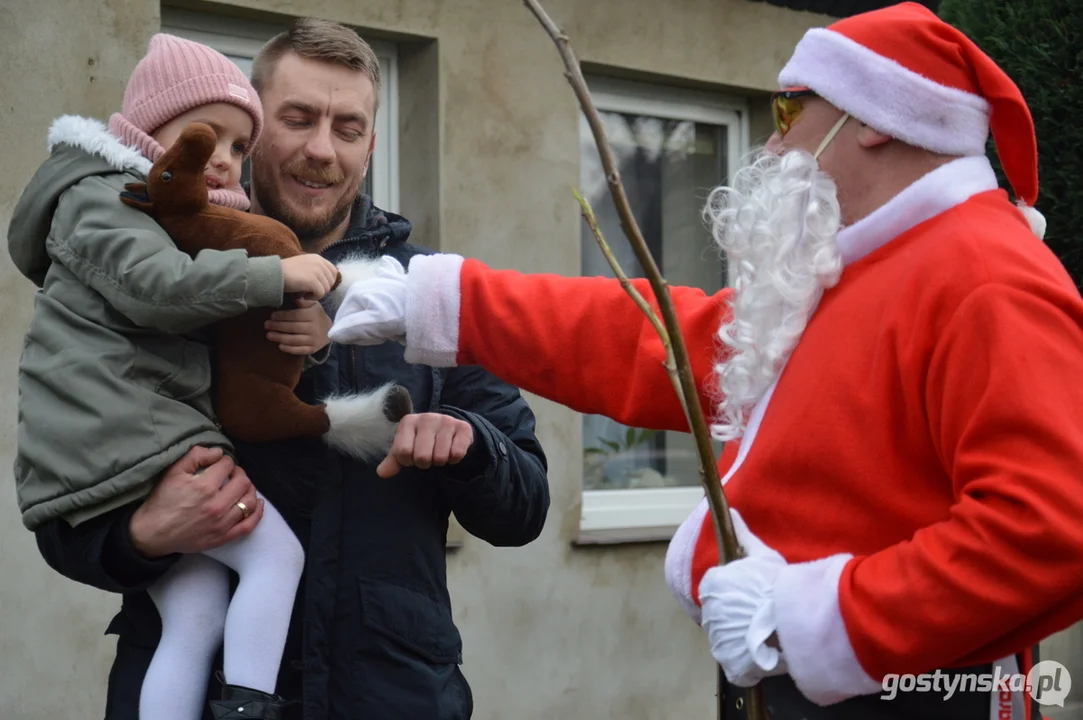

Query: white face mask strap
<box><xmin>814</xmin><ymin>112</ymin><xmax>851</xmax><ymax>160</ymax></box>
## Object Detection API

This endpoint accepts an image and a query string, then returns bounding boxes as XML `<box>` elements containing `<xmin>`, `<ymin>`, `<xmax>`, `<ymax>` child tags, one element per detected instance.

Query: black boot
<box><xmin>209</xmin><ymin>681</ymin><xmax>287</xmax><ymax>720</ymax></box>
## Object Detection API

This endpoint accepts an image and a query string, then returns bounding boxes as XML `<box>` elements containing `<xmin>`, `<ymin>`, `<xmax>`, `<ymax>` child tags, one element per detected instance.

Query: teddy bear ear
<box><xmin>120</xmin><ymin>182</ymin><xmax>152</xmax><ymax>212</ymax></box>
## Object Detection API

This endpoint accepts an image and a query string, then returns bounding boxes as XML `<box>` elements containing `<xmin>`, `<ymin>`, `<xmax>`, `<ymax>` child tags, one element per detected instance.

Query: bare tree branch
<box><xmin>521</xmin><ymin>0</ymin><xmax>740</xmax><ymax>570</ymax></box>
<box><xmin>523</xmin><ymin>2</ymin><xmax>766</xmax><ymax>717</ymax></box>
<box><xmin>573</xmin><ymin>188</ymin><xmax>690</xmax><ymax>416</ymax></box>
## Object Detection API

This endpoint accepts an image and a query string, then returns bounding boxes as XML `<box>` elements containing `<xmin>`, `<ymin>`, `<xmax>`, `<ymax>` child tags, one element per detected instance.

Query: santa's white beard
<box><xmin>703</xmin><ymin>148</ymin><xmax>844</xmax><ymax>443</ymax></box>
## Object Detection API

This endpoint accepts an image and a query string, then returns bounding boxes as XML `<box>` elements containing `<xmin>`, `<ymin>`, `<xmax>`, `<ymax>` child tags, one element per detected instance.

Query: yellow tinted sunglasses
<box><xmin>771</xmin><ymin>87</ymin><xmax>817</xmax><ymax>137</ymax></box>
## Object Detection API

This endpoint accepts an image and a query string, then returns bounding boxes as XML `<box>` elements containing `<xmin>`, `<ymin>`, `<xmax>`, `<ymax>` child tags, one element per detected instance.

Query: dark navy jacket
<box><xmin>34</xmin><ymin>195</ymin><xmax>551</xmax><ymax>720</ymax></box>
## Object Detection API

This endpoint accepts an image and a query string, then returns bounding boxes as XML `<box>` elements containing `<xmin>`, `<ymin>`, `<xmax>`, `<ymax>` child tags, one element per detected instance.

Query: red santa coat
<box><xmin>402</xmin><ymin>155</ymin><xmax>1083</xmax><ymax>709</ymax></box>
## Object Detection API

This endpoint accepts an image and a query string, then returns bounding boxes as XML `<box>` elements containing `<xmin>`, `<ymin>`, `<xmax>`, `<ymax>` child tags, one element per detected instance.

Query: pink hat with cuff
<box><xmin>108</xmin><ymin>33</ymin><xmax>263</xmax><ymax>210</ymax></box>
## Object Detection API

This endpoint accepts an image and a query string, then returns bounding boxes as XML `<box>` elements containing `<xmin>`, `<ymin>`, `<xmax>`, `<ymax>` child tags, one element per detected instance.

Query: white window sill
<box><xmin>575</xmin><ymin>487</ymin><xmax>704</xmax><ymax>545</ymax></box>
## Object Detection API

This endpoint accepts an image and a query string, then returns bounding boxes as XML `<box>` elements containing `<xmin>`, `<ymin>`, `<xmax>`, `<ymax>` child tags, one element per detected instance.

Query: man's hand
<box><xmin>265</xmin><ymin>297</ymin><xmax>332</xmax><ymax>355</ymax></box>
<box><xmin>129</xmin><ymin>446</ymin><xmax>263</xmax><ymax>558</ymax></box>
<box><xmin>377</xmin><ymin>413</ymin><xmax>474</xmax><ymax>478</ymax></box>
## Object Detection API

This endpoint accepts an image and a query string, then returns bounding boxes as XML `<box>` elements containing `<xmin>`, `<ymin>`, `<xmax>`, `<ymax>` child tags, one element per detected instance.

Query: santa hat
<box><xmin>778</xmin><ymin>2</ymin><xmax>1045</xmax><ymax>240</ymax></box>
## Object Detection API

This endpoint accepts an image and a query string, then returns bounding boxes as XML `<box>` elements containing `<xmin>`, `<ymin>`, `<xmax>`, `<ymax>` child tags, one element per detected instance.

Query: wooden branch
<box><xmin>573</xmin><ymin>188</ymin><xmax>669</xmax><ymax>347</ymax></box>
<box><xmin>573</xmin><ymin>188</ymin><xmax>690</xmax><ymax>416</ymax></box>
<box><xmin>523</xmin><ymin>3</ymin><xmax>765</xmax><ymax>718</ymax></box>
<box><xmin>522</xmin><ymin>0</ymin><xmax>739</xmax><ymax>566</ymax></box>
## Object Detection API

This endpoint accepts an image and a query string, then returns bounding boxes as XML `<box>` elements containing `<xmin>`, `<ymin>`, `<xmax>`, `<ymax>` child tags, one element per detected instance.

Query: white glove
<box><xmin>698</xmin><ymin>509</ymin><xmax>789</xmax><ymax>687</ymax></box>
<box><xmin>328</xmin><ymin>255</ymin><xmax>407</xmax><ymax>345</ymax></box>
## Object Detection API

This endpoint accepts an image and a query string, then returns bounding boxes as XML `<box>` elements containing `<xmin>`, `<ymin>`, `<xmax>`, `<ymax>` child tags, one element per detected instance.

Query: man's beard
<box><xmin>251</xmin><ymin>151</ymin><xmax>359</xmax><ymax>247</ymax></box>
<box><xmin>703</xmin><ymin>147</ymin><xmax>844</xmax><ymax>443</ymax></box>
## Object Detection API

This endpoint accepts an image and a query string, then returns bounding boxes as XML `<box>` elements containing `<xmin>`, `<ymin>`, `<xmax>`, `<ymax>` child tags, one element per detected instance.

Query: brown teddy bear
<box><xmin>120</xmin><ymin>122</ymin><xmax>411</xmax><ymax>457</ymax></box>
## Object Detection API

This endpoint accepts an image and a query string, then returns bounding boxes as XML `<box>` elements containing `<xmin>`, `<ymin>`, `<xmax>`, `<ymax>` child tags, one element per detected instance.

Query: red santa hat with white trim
<box><xmin>778</xmin><ymin>1</ymin><xmax>1046</xmax><ymax>239</ymax></box>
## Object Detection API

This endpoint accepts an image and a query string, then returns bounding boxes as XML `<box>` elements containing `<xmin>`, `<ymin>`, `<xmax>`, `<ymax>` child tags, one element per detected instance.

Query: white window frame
<box><xmin>577</xmin><ymin>76</ymin><xmax>749</xmax><ymax>540</ymax></box>
<box><xmin>160</xmin><ymin>8</ymin><xmax>399</xmax><ymax>213</ymax></box>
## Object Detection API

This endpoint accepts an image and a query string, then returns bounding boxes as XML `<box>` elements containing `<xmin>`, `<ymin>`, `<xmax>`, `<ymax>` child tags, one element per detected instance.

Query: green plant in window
<box><xmin>584</xmin><ymin>428</ymin><xmax>658</xmax><ymax>457</ymax></box>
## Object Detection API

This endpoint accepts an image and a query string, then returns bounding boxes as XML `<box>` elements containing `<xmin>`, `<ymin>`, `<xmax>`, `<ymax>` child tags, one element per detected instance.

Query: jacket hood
<box><xmin>8</xmin><ymin>115</ymin><xmax>151</xmax><ymax>286</ymax></box>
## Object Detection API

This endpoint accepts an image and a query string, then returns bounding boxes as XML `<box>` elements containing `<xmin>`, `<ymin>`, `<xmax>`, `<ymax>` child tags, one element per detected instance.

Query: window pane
<box><xmin>225</xmin><ymin>54</ymin><xmax>252</xmax><ymax>76</ymax></box>
<box><xmin>580</xmin><ymin>110</ymin><xmax>727</xmax><ymax>490</ymax></box>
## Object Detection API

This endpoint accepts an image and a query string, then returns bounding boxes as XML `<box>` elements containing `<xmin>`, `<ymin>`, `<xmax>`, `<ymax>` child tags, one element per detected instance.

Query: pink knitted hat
<box><xmin>108</xmin><ymin>33</ymin><xmax>263</xmax><ymax>210</ymax></box>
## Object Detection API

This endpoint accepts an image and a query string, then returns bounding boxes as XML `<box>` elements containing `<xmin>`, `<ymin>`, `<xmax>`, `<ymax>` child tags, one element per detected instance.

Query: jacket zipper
<box><xmin>321</xmin><ymin>232</ymin><xmax>390</xmax><ymax>256</ymax></box>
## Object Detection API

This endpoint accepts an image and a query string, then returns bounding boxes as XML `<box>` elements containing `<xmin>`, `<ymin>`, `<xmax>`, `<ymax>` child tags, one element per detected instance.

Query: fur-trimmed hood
<box><xmin>9</xmin><ymin>115</ymin><xmax>153</xmax><ymax>286</ymax></box>
<box><xmin>48</xmin><ymin>115</ymin><xmax>153</xmax><ymax>176</ymax></box>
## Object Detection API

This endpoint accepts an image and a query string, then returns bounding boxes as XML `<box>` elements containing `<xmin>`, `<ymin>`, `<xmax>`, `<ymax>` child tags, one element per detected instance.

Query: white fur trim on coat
<box><xmin>773</xmin><ymin>553</ymin><xmax>882</xmax><ymax>705</ymax></box>
<box><xmin>47</xmin><ymin>115</ymin><xmax>152</xmax><ymax>176</ymax></box>
<box><xmin>834</xmin><ymin>155</ymin><xmax>999</xmax><ymax>266</ymax></box>
<box><xmin>778</xmin><ymin>29</ymin><xmax>990</xmax><ymax>157</ymax></box>
<box><xmin>403</xmin><ymin>254</ymin><xmax>466</xmax><ymax>367</ymax></box>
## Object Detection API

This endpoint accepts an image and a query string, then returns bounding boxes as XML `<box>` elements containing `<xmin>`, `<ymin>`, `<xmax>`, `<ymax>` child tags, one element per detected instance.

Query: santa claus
<box><xmin>328</xmin><ymin>3</ymin><xmax>1083</xmax><ymax>718</ymax></box>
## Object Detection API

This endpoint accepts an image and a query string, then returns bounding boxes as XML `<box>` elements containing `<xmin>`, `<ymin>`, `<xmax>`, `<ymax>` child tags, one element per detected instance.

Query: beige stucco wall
<box><xmin>3</xmin><ymin>0</ymin><xmax>1080</xmax><ymax>718</ymax></box>
<box><xmin>0</xmin><ymin>1</ymin><xmax>164</xmax><ymax>717</ymax></box>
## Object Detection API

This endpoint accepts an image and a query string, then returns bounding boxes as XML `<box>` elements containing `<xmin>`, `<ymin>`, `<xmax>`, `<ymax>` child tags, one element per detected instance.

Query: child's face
<box><xmin>152</xmin><ymin>103</ymin><xmax>254</xmax><ymax>192</ymax></box>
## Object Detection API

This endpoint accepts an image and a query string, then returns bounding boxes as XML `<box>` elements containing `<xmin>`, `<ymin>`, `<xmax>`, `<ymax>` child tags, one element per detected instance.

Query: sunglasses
<box><xmin>771</xmin><ymin>87</ymin><xmax>817</xmax><ymax>137</ymax></box>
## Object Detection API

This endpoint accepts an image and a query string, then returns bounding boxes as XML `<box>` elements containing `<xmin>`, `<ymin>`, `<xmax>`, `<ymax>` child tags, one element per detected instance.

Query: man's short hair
<box><xmin>252</xmin><ymin>17</ymin><xmax>382</xmax><ymax>113</ymax></box>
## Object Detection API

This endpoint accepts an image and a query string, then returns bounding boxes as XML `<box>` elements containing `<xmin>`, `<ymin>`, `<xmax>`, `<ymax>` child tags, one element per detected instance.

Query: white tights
<box><xmin>138</xmin><ymin>494</ymin><xmax>304</xmax><ymax>720</ymax></box>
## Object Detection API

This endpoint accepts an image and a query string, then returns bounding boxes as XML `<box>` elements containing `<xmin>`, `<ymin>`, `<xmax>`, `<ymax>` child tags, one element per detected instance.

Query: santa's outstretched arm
<box><xmin>328</xmin><ymin>253</ymin><xmax>733</xmax><ymax>433</ymax></box>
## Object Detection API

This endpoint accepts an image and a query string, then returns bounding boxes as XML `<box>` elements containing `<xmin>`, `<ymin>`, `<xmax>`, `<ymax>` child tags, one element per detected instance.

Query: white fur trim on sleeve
<box><xmin>773</xmin><ymin>553</ymin><xmax>882</xmax><ymax>705</ymax></box>
<box><xmin>664</xmin><ymin>498</ymin><xmax>708</xmax><ymax>625</ymax></box>
<box><xmin>779</xmin><ymin>29</ymin><xmax>990</xmax><ymax>157</ymax></box>
<box><xmin>403</xmin><ymin>254</ymin><xmax>466</xmax><ymax>367</ymax></box>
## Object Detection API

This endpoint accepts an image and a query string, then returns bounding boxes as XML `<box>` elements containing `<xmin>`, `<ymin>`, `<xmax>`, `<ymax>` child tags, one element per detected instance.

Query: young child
<box><xmin>9</xmin><ymin>34</ymin><xmax>391</xmax><ymax>720</ymax></box>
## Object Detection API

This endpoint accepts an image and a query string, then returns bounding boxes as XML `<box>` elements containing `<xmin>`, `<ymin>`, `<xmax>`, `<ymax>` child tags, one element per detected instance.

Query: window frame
<box><xmin>576</xmin><ymin>76</ymin><xmax>749</xmax><ymax>542</ymax></box>
<box><xmin>160</xmin><ymin>8</ymin><xmax>399</xmax><ymax>213</ymax></box>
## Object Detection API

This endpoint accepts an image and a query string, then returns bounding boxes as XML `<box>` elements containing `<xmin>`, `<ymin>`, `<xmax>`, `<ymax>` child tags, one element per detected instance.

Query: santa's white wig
<box><xmin>704</xmin><ymin>148</ymin><xmax>844</xmax><ymax>442</ymax></box>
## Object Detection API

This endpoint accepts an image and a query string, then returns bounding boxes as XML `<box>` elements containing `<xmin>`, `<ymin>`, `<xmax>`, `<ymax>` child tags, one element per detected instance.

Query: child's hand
<box><xmin>265</xmin><ymin>298</ymin><xmax>332</xmax><ymax>355</ymax></box>
<box><xmin>282</xmin><ymin>254</ymin><xmax>339</xmax><ymax>299</ymax></box>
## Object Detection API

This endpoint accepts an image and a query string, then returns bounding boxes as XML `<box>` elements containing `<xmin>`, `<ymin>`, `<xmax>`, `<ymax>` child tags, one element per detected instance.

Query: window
<box><xmin>577</xmin><ymin>77</ymin><xmax>748</xmax><ymax>541</ymax></box>
<box><xmin>160</xmin><ymin>8</ymin><xmax>399</xmax><ymax>213</ymax></box>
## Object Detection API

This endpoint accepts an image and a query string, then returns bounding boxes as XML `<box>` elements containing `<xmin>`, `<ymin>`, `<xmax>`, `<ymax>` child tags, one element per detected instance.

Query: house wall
<box><xmin>1</xmin><ymin>0</ymin><xmax>1079</xmax><ymax>718</ymax></box>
